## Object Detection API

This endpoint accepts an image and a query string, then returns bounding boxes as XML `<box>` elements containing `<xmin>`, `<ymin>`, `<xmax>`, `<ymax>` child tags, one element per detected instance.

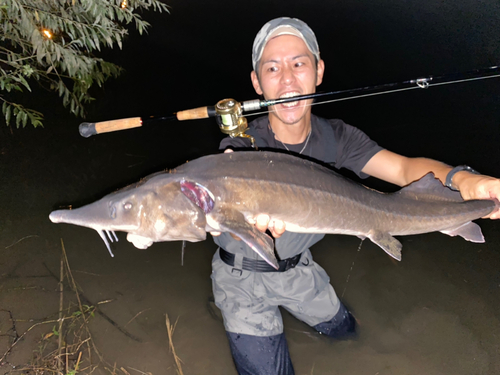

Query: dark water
<box><xmin>1</xmin><ymin>0</ymin><xmax>500</xmax><ymax>374</ymax></box>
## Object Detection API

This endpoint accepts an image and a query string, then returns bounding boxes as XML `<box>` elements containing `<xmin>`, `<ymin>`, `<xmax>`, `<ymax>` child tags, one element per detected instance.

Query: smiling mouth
<box><xmin>279</xmin><ymin>92</ymin><xmax>301</xmax><ymax>107</ymax></box>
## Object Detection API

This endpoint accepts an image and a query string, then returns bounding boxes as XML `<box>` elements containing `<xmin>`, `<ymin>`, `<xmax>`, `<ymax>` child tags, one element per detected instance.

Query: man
<box><xmin>125</xmin><ymin>16</ymin><xmax>500</xmax><ymax>375</ymax></box>
<box><xmin>208</xmin><ymin>17</ymin><xmax>500</xmax><ymax>375</ymax></box>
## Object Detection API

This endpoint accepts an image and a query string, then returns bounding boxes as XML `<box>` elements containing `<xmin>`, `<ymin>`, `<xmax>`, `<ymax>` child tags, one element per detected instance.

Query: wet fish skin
<box><xmin>49</xmin><ymin>151</ymin><xmax>497</xmax><ymax>268</ymax></box>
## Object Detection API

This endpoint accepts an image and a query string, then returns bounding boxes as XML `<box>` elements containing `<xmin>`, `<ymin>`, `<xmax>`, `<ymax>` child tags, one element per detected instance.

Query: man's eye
<box><xmin>295</xmin><ymin>62</ymin><xmax>305</xmax><ymax>68</ymax></box>
<box><xmin>268</xmin><ymin>66</ymin><xmax>278</xmax><ymax>72</ymax></box>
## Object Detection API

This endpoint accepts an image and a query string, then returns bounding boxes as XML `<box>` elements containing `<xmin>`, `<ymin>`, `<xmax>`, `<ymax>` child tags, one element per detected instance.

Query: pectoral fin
<box><xmin>207</xmin><ymin>208</ymin><xmax>278</xmax><ymax>270</ymax></box>
<box><xmin>367</xmin><ymin>230</ymin><xmax>402</xmax><ymax>261</ymax></box>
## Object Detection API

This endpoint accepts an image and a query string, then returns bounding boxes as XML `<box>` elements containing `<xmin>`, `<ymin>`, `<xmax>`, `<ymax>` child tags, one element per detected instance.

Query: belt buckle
<box><xmin>283</xmin><ymin>253</ymin><xmax>301</xmax><ymax>272</ymax></box>
<box><xmin>280</xmin><ymin>259</ymin><xmax>291</xmax><ymax>272</ymax></box>
<box><xmin>231</xmin><ymin>268</ymin><xmax>242</xmax><ymax>276</ymax></box>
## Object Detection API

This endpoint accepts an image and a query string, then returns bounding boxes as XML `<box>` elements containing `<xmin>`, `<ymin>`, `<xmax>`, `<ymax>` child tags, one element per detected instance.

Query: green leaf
<box><xmin>18</xmin><ymin>75</ymin><xmax>31</xmax><ymax>92</ymax></box>
<box><xmin>21</xmin><ymin>111</ymin><xmax>28</xmax><ymax>127</ymax></box>
<box><xmin>5</xmin><ymin>104</ymin><xmax>12</xmax><ymax>125</ymax></box>
<box><xmin>15</xmin><ymin>110</ymin><xmax>21</xmax><ymax>127</ymax></box>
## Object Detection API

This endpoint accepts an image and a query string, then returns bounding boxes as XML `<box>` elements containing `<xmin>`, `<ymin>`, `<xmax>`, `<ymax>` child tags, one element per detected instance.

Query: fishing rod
<box><xmin>79</xmin><ymin>65</ymin><xmax>500</xmax><ymax>146</ymax></box>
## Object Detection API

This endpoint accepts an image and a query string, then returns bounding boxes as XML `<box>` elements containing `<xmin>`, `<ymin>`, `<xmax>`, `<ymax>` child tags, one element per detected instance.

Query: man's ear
<box><xmin>251</xmin><ymin>71</ymin><xmax>263</xmax><ymax>95</ymax></box>
<box><xmin>316</xmin><ymin>59</ymin><xmax>325</xmax><ymax>86</ymax></box>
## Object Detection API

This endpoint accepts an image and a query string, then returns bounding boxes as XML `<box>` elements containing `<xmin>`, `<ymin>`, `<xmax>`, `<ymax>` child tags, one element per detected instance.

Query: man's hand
<box><xmin>209</xmin><ymin>148</ymin><xmax>287</xmax><ymax>239</ymax></box>
<box><xmin>255</xmin><ymin>214</ymin><xmax>286</xmax><ymax>238</ymax></box>
<box><xmin>127</xmin><ymin>233</ymin><xmax>153</xmax><ymax>249</ymax></box>
<box><xmin>454</xmin><ymin>172</ymin><xmax>500</xmax><ymax>219</ymax></box>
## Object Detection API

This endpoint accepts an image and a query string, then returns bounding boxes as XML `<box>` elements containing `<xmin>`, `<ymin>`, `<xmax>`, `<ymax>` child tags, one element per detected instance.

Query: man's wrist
<box><xmin>445</xmin><ymin>165</ymin><xmax>479</xmax><ymax>191</ymax></box>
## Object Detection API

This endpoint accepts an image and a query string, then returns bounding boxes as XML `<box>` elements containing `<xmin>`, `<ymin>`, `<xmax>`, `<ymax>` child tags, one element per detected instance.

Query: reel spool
<box><xmin>215</xmin><ymin>98</ymin><xmax>256</xmax><ymax>148</ymax></box>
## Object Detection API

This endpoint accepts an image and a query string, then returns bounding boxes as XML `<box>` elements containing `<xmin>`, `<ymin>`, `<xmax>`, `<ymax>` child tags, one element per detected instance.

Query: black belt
<box><xmin>218</xmin><ymin>247</ymin><xmax>302</xmax><ymax>273</ymax></box>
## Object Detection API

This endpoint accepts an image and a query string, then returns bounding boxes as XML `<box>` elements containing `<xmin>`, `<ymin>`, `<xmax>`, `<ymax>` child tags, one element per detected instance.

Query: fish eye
<box><xmin>124</xmin><ymin>202</ymin><xmax>132</xmax><ymax>210</ymax></box>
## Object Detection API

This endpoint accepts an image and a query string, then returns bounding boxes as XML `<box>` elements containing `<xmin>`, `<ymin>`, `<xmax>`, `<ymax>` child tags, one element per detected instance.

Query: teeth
<box><xmin>279</xmin><ymin>92</ymin><xmax>300</xmax><ymax>107</ymax></box>
<box><xmin>280</xmin><ymin>92</ymin><xmax>300</xmax><ymax>98</ymax></box>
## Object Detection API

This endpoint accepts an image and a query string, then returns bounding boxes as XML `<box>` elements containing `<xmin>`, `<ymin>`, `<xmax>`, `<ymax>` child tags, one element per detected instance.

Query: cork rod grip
<box><xmin>95</xmin><ymin>117</ymin><xmax>142</xmax><ymax>133</ymax></box>
<box><xmin>79</xmin><ymin>117</ymin><xmax>142</xmax><ymax>137</ymax></box>
<box><xmin>176</xmin><ymin>106</ymin><xmax>210</xmax><ymax>121</ymax></box>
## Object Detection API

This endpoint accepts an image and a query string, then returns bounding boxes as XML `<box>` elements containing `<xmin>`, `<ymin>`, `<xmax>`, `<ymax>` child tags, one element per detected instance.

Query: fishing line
<box><xmin>341</xmin><ymin>239</ymin><xmax>364</xmax><ymax>299</ymax></box>
<box><xmin>181</xmin><ymin>240</ymin><xmax>186</xmax><ymax>266</ymax></box>
<box><xmin>244</xmin><ymin>72</ymin><xmax>500</xmax><ymax>120</ymax></box>
<box><xmin>79</xmin><ymin>66</ymin><xmax>500</xmax><ymax>138</ymax></box>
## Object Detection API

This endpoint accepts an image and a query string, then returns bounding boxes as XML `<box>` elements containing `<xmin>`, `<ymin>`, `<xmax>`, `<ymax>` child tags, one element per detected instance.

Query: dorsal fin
<box><xmin>397</xmin><ymin>173</ymin><xmax>464</xmax><ymax>202</ymax></box>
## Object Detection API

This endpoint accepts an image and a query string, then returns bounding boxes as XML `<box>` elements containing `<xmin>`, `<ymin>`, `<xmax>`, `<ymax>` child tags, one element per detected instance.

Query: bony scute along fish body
<box><xmin>49</xmin><ymin>151</ymin><xmax>498</xmax><ymax>269</ymax></box>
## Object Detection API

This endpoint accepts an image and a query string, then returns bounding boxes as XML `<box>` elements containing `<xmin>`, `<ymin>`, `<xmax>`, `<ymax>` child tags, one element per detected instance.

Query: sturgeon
<box><xmin>49</xmin><ymin>151</ymin><xmax>497</xmax><ymax>269</ymax></box>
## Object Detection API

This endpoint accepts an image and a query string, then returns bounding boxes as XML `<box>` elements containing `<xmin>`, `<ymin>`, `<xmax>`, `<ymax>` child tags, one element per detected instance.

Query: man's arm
<box><xmin>362</xmin><ymin>150</ymin><xmax>500</xmax><ymax>219</ymax></box>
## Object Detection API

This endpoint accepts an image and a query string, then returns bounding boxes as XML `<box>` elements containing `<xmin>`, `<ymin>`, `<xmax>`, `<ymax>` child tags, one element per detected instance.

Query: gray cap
<box><xmin>252</xmin><ymin>17</ymin><xmax>320</xmax><ymax>71</ymax></box>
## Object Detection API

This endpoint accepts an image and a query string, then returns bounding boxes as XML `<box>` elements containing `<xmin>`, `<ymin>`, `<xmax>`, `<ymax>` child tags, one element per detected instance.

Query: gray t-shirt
<box><xmin>214</xmin><ymin>114</ymin><xmax>383</xmax><ymax>259</ymax></box>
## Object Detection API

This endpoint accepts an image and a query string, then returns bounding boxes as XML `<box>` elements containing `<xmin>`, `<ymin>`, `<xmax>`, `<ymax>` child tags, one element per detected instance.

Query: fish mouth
<box><xmin>279</xmin><ymin>91</ymin><xmax>301</xmax><ymax>107</ymax></box>
<box><xmin>78</xmin><ymin>225</ymin><xmax>142</xmax><ymax>258</ymax></box>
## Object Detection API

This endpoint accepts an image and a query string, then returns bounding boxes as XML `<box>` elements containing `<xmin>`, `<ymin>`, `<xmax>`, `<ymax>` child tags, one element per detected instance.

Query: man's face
<box><xmin>251</xmin><ymin>34</ymin><xmax>325</xmax><ymax>126</ymax></box>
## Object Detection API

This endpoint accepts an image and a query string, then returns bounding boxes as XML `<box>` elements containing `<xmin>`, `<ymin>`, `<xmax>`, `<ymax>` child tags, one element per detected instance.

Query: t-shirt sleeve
<box><xmin>331</xmin><ymin>119</ymin><xmax>384</xmax><ymax>178</ymax></box>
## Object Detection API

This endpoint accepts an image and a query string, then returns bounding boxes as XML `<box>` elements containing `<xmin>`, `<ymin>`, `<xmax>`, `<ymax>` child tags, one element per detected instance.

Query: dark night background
<box><xmin>1</xmin><ymin>1</ymin><xmax>499</xmax><ymax>374</ymax></box>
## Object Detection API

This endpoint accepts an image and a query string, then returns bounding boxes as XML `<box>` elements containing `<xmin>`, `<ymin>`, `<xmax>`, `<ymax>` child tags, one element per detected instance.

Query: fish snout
<box><xmin>49</xmin><ymin>210</ymin><xmax>66</xmax><ymax>223</ymax></box>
